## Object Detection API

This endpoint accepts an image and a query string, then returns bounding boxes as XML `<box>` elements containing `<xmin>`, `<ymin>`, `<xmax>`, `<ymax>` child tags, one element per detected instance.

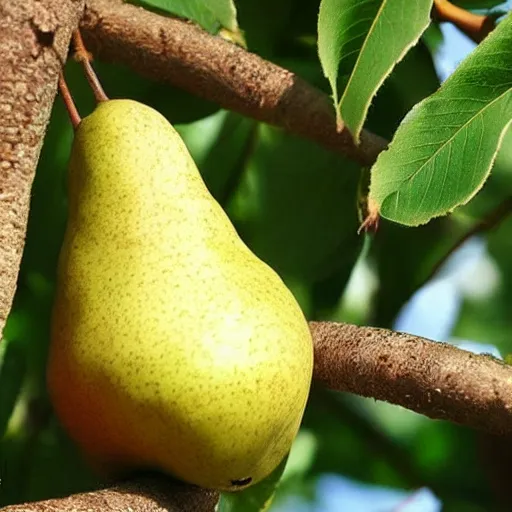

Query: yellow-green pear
<box><xmin>47</xmin><ymin>99</ymin><xmax>313</xmax><ymax>491</ymax></box>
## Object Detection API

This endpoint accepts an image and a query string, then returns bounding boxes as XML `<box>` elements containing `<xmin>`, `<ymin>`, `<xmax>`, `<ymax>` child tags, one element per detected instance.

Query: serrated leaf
<box><xmin>217</xmin><ymin>455</ymin><xmax>288</xmax><ymax>512</ymax></box>
<box><xmin>131</xmin><ymin>0</ymin><xmax>238</xmax><ymax>33</ymax></box>
<box><xmin>317</xmin><ymin>0</ymin><xmax>433</xmax><ymax>141</ymax></box>
<box><xmin>368</xmin><ymin>11</ymin><xmax>512</xmax><ymax>227</ymax></box>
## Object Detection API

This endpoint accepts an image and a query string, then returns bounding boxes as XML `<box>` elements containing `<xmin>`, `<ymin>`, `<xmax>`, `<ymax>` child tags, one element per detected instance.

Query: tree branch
<box><xmin>0</xmin><ymin>0</ymin><xmax>84</xmax><ymax>338</ymax></box>
<box><xmin>433</xmin><ymin>0</ymin><xmax>496</xmax><ymax>43</ymax></box>
<box><xmin>312</xmin><ymin>322</ymin><xmax>512</xmax><ymax>435</ymax></box>
<box><xmin>79</xmin><ymin>0</ymin><xmax>387</xmax><ymax>166</ymax></box>
<box><xmin>0</xmin><ymin>475</ymin><xmax>219</xmax><ymax>512</ymax></box>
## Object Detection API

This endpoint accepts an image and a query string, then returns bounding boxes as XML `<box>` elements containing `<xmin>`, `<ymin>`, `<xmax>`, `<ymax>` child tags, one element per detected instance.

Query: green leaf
<box><xmin>317</xmin><ymin>0</ymin><xmax>433</xmax><ymax>141</ymax></box>
<box><xmin>217</xmin><ymin>455</ymin><xmax>289</xmax><ymax>512</ymax></box>
<box><xmin>365</xmin><ymin>43</ymin><xmax>440</xmax><ymax>139</ymax></box>
<box><xmin>130</xmin><ymin>0</ymin><xmax>238</xmax><ymax>33</ymax></box>
<box><xmin>368</xmin><ymin>11</ymin><xmax>512</xmax><ymax>226</ymax></box>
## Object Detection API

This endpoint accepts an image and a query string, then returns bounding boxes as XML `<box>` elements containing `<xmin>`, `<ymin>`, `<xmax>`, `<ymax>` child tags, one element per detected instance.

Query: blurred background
<box><xmin>1</xmin><ymin>1</ymin><xmax>512</xmax><ymax>510</ymax></box>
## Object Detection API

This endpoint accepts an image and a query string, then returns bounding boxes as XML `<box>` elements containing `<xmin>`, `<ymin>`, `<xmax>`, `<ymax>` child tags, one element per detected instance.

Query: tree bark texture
<box><xmin>0</xmin><ymin>0</ymin><xmax>84</xmax><ymax>337</ymax></box>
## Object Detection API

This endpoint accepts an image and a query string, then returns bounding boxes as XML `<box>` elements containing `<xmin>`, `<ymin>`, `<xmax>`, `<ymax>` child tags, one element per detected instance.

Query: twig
<box><xmin>433</xmin><ymin>0</ymin><xmax>496</xmax><ymax>43</ymax></box>
<box><xmin>420</xmin><ymin>195</ymin><xmax>512</xmax><ymax>287</ymax></box>
<box><xmin>58</xmin><ymin>73</ymin><xmax>82</xmax><ymax>128</ymax></box>
<box><xmin>0</xmin><ymin>0</ymin><xmax>84</xmax><ymax>338</ymax></box>
<box><xmin>80</xmin><ymin>0</ymin><xmax>387</xmax><ymax>166</ymax></box>
<box><xmin>72</xmin><ymin>29</ymin><xmax>109</xmax><ymax>102</ymax></box>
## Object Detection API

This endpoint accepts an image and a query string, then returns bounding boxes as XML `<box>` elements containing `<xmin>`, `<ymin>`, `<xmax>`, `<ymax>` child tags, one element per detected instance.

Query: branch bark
<box><xmin>79</xmin><ymin>0</ymin><xmax>387</xmax><ymax>167</ymax></box>
<box><xmin>0</xmin><ymin>475</ymin><xmax>219</xmax><ymax>512</ymax></box>
<box><xmin>0</xmin><ymin>0</ymin><xmax>84</xmax><ymax>338</ymax></box>
<box><xmin>312</xmin><ymin>322</ymin><xmax>512</xmax><ymax>434</ymax></box>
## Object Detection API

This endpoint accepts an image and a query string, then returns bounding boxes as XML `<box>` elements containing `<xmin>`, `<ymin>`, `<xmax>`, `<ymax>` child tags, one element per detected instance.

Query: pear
<box><xmin>47</xmin><ymin>99</ymin><xmax>314</xmax><ymax>491</ymax></box>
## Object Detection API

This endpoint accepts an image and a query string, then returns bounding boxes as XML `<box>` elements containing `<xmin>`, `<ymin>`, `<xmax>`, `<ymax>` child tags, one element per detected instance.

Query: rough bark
<box><xmin>0</xmin><ymin>475</ymin><xmax>219</xmax><ymax>512</ymax></box>
<box><xmin>0</xmin><ymin>0</ymin><xmax>84</xmax><ymax>338</ymax></box>
<box><xmin>80</xmin><ymin>0</ymin><xmax>387</xmax><ymax>166</ymax></box>
<box><xmin>312</xmin><ymin>322</ymin><xmax>512</xmax><ymax>434</ymax></box>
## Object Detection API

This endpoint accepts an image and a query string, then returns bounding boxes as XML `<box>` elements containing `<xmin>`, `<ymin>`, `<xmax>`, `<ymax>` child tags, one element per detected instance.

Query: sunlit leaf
<box><xmin>368</xmin><ymin>11</ymin><xmax>512</xmax><ymax>226</ymax></box>
<box><xmin>317</xmin><ymin>0</ymin><xmax>433</xmax><ymax>141</ymax></box>
<box><xmin>130</xmin><ymin>0</ymin><xmax>238</xmax><ymax>33</ymax></box>
<box><xmin>366</xmin><ymin>42</ymin><xmax>440</xmax><ymax>139</ymax></box>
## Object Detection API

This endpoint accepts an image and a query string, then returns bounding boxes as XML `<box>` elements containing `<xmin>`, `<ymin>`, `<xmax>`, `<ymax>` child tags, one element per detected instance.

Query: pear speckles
<box><xmin>47</xmin><ymin>99</ymin><xmax>313</xmax><ymax>492</ymax></box>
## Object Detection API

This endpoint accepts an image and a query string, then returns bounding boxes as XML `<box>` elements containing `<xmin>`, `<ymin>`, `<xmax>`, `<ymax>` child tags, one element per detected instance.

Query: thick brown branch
<box><xmin>312</xmin><ymin>322</ymin><xmax>512</xmax><ymax>435</ymax></box>
<box><xmin>433</xmin><ymin>0</ymin><xmax>496</xmax><ymax>43</ymax></box>
<box><xmin>79</xmin><ymin>0</ymin><xmax>387</xmax><ymax>166</ymax></box>
<box><xmin>0</xmin><ymin>0</ymin><xmax>84</xmax><ymax>338</ymax></box>
<box><xmin>0</xmin><ymin>475</ymin><xmax>219</xmax><ymax>511</ymax></box>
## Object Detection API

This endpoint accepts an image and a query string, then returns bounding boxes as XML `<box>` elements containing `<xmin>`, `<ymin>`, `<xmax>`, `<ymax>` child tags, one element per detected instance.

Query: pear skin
<box><xmin>47</xmin><ymin>99</ymin><xmax>313</xmax><ymax>491</ymax></box>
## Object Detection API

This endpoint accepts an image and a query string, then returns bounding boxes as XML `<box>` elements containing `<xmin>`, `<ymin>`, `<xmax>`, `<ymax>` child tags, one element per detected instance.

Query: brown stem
<box><xmin>80</xmin><ymin>0</ymin><xmax>387</xmax><ymax>166</ymax></box>
<box><xmin>433</xmin><ymin>0</ymin><xmax>496</xmax><ymax>43</ymax></box>
<box><xmin>420</xmin><ymin>195</ymin><xmax>512</xmax><ymax>287</ymax></box>
<box><xmin>58</xmin><ymin>73</ymin><xmax>81</xmax><ymax>128</ymax></box>
<box><xmin>72</xmin><ymin>29</ymin><xmax>109</xmax><ymax>102</ymax></box>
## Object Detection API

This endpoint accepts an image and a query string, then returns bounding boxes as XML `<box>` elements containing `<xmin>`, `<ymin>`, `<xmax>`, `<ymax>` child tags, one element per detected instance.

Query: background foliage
<box><xmin>1</xmin><ymin>0</ymin><xmax>511</xmax><ymax>510</ymax></box>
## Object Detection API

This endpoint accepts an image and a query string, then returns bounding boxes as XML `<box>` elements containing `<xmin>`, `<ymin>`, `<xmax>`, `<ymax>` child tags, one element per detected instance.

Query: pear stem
<box><xmin>58</xmin><ymin>72</ymin><xmax>81</xmax><ymax>129</ymax></box>
<box><xmin>72</xmin><ymin>29</ymin><xmax>109</xmax><ymax>103</ymax></box>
